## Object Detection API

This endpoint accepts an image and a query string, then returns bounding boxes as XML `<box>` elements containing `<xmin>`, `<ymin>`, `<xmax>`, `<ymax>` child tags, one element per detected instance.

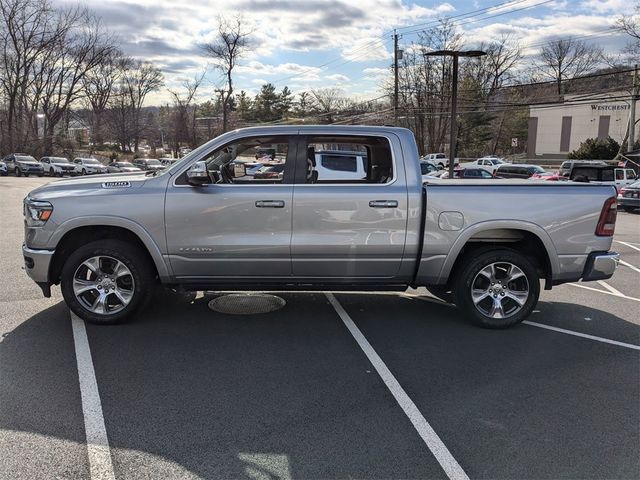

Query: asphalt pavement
<box><xmin>1</xmin><ymin>176</ymin><xmax>638</xmax><ymax>479</ymax></box>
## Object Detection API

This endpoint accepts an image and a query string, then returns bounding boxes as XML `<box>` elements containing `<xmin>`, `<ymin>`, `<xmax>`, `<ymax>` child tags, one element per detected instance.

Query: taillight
<box><xmin>595</xmin><ymin>197</ymin><xmax>617</xmax><ymax>236</ymax></box>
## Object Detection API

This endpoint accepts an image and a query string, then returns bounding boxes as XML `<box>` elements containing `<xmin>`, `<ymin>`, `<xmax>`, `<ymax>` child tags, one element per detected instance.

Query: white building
<box><xmin>528</xmin><ymin>92</ymin><xmax>635</xmax><ymax>158</ymax></box>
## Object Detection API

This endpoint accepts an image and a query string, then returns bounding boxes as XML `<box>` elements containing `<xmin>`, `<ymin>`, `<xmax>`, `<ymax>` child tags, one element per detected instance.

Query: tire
<box><xmin>453</xmin><ymin>248</ymin><xmax>540</xmax><ymax>329</ymax></box>
<box><xmin>61</xmin><ymin>239</ymin><xmax>155</xmax><ymax>324</ymax></box>
<box><xmin>81</xmin><ymin>168</ymin><xmax>87</xmax><ymax>175</ymax></box>
<box><xmin>426</xmin><ymin>285</ymin><xmax>454</xmax><ymax>304</ymax></box>
<box><xmin>49</xmin><ymin>168</ymin><xmax>55</xmax><ymax>177</ymax></box>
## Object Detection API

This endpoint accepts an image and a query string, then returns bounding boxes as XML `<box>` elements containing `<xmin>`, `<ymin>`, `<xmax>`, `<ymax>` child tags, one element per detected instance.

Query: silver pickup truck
<box><xmin>22</xmin><ymin>126</ymin><xmax>619</xmax><ymax>328</ymax></box>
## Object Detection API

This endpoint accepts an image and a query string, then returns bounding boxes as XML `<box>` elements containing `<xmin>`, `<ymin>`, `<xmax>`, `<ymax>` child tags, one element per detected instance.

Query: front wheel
<box><xmin>61</xmin><ymin>240</ymin><xmax>155</xmax><ymax>324</ymax></box>
<box><xmin>453</xmin><ymin>249</ymin><xmax>540</xmax><ymax>329</ymax></box>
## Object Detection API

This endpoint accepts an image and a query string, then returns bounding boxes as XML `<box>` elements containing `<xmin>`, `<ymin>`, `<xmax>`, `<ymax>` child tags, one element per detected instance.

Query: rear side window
<box><xmin>305</xmin><ymin>136</ymin><xmax>392</xmax><ymax>184</ymax></box>
<box><xmin>616</xmin><ymin>170</ymin><xmax>624</xmax><ymax>180</ymax></box>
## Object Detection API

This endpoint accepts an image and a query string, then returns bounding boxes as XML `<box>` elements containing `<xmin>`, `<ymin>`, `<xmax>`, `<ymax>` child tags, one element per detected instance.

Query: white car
<box><xmin>312</xmin><ymin>150</ymin><xmax>368</xmax><ymax>182</ymax></box>
<box><xmin>73</xmin><ymin>158</ymin><xmax>108</xmax><ymax>175</ymax></box>
<box><xmin>40</xmin><ymin>156</ymin><xmax>76</xmax><ymax>176</ymax></box>
<box><xmin>106</xmin><ymin>161</ymin><xmax>142</xmax><ymax>173</ymax></box>
<box><xmin>0</xmin><ymin>161</ymin><xmax>7</xmax><ymax>176</ymax></box>
<box><xmin>460</xmin><ymin>156</ymin><xmax>509</xmax><ymax>175</ymax></box>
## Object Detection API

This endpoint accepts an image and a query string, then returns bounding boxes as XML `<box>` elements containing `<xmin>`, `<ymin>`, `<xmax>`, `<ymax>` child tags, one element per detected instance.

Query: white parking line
<box><xmin>597</xmin><ymin>280</ymin><xmax>624</xmax><ymax>296</ymax></box>
<box><xmin>620</xmin><ymin>260</ymin><xmax>640</xmax><ymax>274</ymax></box>
<box><xmin>523</xmin><ymin>321</ymin><xmax>640</xmax><ymax>351</ymax></box>
<box><xmin>614</xmin><ymin>240</ymin><xmax>640</xmax><ymax>252</ymax></box>
<box><xmin>71</xmin><ymin>312</ymin><xmax>116</xmax><ymax>480</ymax></box>
<box><xmin>568</xmin><ymin>283</ymin><xmax>640</xmax><ymax>303</ymax></box>
<box><xmin>325</xmin><ymin>293</ymin><xmax>469</xmax><ymax>480</ymax></box>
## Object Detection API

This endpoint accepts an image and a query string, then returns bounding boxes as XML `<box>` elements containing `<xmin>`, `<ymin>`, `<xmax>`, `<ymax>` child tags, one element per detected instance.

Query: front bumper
<box><xmin>22</xmin><ymin>244</ymin><xmax>54</xmax><ymax>285</ymax></box>
<box><xmin>582</xmin><ymin>251</ymin><xmax>619</xmax><ymax>281</ymax></box>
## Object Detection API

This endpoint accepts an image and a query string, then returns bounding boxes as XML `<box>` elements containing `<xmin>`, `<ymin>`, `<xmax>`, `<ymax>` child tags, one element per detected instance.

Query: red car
<box><xmin>530</xmin><ymin>171</ymin><xmax>567</xmax><ymax>181</ymax></box>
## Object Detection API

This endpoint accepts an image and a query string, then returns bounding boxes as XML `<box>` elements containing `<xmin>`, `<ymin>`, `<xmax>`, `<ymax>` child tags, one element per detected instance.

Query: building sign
<box><xmin>591</xmin><ymin>104</ymin><xmax>630</xmax><ymax>111</ymax></box>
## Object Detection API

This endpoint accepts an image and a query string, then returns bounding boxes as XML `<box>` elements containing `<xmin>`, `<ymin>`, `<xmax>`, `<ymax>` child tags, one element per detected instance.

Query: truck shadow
<box><xmin>1</xmin><ymin>294</ymin><xmax>638</xmax><ymax>479</ymax></box>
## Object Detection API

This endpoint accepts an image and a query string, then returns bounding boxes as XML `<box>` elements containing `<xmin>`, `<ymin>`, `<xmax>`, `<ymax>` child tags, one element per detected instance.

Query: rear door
<box><xmin>290</xmin><ymin>133</ymin><xmax>408</xmax><ymax>279</ymax></box>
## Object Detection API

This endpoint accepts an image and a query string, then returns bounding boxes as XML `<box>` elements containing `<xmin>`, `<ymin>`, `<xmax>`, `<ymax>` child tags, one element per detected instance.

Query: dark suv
<box><xmin>559</xmin><ymin>160</ymin><xmax>607</xmax><ymax>178</ymax></box>
<box><xmin>495</xmin><ymin>164</ymin><xmax>546</xmax><ymax>179</ymax></box>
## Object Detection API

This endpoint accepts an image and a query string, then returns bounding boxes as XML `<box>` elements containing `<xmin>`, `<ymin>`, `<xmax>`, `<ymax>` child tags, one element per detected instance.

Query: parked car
<box><xmin>420</xmin><ymin>160</ymin><xmax>440</xmax><ymax>178</ymax></box>
<box><xmin>313</xmin><ymin>150</ymin><xmax>368</xmax><ymax>181</ymax></box>
<box><xmin>40</xmin><ymin>156</ymin><xmax>75</xmax><ymax>176</ymax></box>
<box><xmin>73</xmin><ymin>158</ymin><xmax>108</xmax><ymax>175</ymax></box>
<box><xmin>569</xmin><ymin>166</ymin><xmax>637</xmax><ymax>191</ymax></box>
<box><xmin>529</xmin><ymin>171</ymin><xmax>568</xmax><ymax>181</ymax></box>
<box><xmin>422</xmin><ymin>153</ymin><xmax>447</xmax><ymax>168</ymax></box>
<box><xmin>159</xmin><ymin>157</ymin><xmax>178</xmax><ymax>167</ymax></box>
<box><xmin>3</xmin><ymin>153</ymin><xmax>44</xmax><ymax>177</ymax></box>
<box><xmin>559</xmin><ymin>160</ymin><xmax>608</xmax><ymax>178</ymax></box>
<box><xmin>133</xmin><ymin>158</ymin><xmax>165</xmax><ymax>172</ymax></box>
<box><xmin>21</xmin><ymin>125</ymin><xmax>619</xmax><ymax>330</ymax></box>
<box><xmin>440</xmin><ymin>168</ymin><xmax>497</xmax><ymax>179</ymax></box>
<box><xmin>617</xmin><ymin>180</ymin><xmax>640</xmax><ymax>212</ymax></box>
<box><xmin>495</xmin><ymin>164</ymin><xmax>546</xmax><ymax>179</ymax></box>
<box><xmin>0</xmin><ymin>160</ymin><xmax>7</xmax><ymax>176</ymax></box>
<box><xmin>107</xmin><ymin>161</ymin><xmax>142</xmax><ymax>173</ymax></box>
<box><xmin>460</xmin><ymin>156</ymin><xmax>508</xmax><ymax>175</ymax></box>
<box><xmin>253</xmin><ymin>163</ymin><xmax>285</xmax><ymax>179</ymax></box>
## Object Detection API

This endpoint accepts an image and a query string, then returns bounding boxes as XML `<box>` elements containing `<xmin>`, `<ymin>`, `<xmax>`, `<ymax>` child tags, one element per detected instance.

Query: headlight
<box><xmin>24</xmin><ymin>198</ymin><xmax>53</xmax><ymax>227</ymax></box>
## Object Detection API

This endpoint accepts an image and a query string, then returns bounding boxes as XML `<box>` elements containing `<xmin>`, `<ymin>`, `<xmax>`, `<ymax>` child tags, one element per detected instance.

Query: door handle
<box><xmin>255</xmin><ymin>200</ymin><xmax>285</xmax><ymax>208</ymax></box>
<box><xmin>369</xmin><ymin>200</ymin><xmax>398</xmax><ymax>208</ymax></box>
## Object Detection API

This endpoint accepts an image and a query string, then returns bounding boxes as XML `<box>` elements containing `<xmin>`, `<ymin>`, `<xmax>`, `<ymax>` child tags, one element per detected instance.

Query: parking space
<box><xmin>1</xmin><ymin>176</ymin><xmax>639</xmax><ymax>479</ymax></box>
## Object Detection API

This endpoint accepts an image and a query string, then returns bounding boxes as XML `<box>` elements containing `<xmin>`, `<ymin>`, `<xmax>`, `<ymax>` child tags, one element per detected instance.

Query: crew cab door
<box><xmin>164</xmin><ymin>135</ymin><xmax>296</xmax><ymax>280</ymax></box>
<box><xmin>290</xmin><ymin>133</ymin><xmax>409</xmax><ymax>279</ymax></box>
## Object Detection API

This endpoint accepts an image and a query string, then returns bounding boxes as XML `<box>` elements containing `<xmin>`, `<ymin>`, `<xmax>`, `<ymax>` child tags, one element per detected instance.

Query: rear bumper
<box><xmin>581</xmin><ymin>251</ymin><xmax>619</xmax><ymax>281</ymax></box>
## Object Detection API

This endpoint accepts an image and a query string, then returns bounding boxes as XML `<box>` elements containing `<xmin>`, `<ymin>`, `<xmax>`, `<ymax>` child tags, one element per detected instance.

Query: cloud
<box><xmin>326</xmin><ymin>73</ymin><xmax>350</xmax><ymax>82</ymax></box>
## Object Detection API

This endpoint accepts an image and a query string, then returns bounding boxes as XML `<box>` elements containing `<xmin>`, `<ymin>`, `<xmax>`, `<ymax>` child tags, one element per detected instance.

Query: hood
<box><xmin>17</xmin><ymin>159</ymin><xmax>41</xmax><ymax>166</ymax></box>
<box><xmin>28</xmin><ymin>172</ymin><xmax>148</xmax><ymax>201</ymax></box>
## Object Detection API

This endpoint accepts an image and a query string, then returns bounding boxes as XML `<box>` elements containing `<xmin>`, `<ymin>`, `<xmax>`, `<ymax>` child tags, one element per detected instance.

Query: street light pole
<box><xmin>424</xmin><ymin>49</ymin><xmax>486</xmax><ymax>179</ymax></box>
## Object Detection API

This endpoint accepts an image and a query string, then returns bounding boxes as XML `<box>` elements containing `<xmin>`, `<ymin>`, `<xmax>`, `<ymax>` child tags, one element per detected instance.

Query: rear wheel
<box><xmin>61</xmin><ymin>240</ymin><xmax>155</xmax><ymax>324</ymax></box>
<box><xmin>453</xmin><ymin>249</ymin><xmax>540</xmax><ymax>329</ymax></box>
<box><xmin>81</xmin><ymin>168</ymin><xmax>87</xmax><ymax>175</ymax></box>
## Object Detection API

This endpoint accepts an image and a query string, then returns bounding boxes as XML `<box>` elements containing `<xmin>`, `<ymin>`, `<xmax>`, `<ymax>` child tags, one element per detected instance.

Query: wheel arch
<box><xmin>48</xmin><ymin>219</ymin><xmax>171</xmax><ymax>284</ymax></box>
<box><xmin>439</xmin><ymin>221</ymin><xmax>558</xmax><ymax>289</ymax></box>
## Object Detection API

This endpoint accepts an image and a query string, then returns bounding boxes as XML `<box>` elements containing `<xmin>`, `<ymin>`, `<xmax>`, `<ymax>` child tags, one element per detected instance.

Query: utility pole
<box><xmin>394</xmin><ymin>31</ymin><xmax>399</xmax><ymax>125</ymax></box>
<box><xmin>630</xmin><ymin>64</ymin><xmax>638</xmax><ymax>151</ymax></box>
<box><xmin>424</xmin><ymin>49</ymin><xmax>486</xmax><ymax>179</ymax></box>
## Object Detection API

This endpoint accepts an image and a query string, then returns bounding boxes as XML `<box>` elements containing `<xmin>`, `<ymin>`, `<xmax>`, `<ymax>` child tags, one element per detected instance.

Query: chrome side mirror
<box><xmin>186</xmin><ymin>161</ymin><xmax>210</xmax><ymax>186</ymax></box>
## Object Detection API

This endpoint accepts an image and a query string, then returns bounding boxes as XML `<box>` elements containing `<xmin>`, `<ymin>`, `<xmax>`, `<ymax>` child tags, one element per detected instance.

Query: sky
<box><xmin>66</xmin><ymin>0</ymin><xmax>629</xmax><ymax>105</ymax></box>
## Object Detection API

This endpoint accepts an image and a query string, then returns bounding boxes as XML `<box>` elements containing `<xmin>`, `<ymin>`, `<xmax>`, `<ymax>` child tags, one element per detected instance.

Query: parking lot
<box><xmin>1</xmin><ymin>176</ymin><xmax>638</xmax><ymax>479</ymax></box>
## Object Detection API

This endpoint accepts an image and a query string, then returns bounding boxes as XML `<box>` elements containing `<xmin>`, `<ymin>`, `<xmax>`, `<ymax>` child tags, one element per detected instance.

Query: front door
<box><xmin>165</xmin><ymin>135</ymin><xmax>296</xmax><ymax>281</ymax></box>
<box><xmin>290</xmin><ymin>133</ymin><xmax>408</xmax><ymax>279</ymax></box>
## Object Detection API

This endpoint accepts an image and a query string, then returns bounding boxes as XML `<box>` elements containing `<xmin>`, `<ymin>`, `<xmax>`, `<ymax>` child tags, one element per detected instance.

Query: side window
<box><xmin>200</xmin><ymin>135</ymin><xmax>291</xmax><ymax>184</ymax></box>
<box><xmin>628</xmin><ymin>170</ymin><xmax>637</xmax><ymax>180</ymax></box>
<box><xmin>304</xmin><ymin>136</ymin><xmax>393</xmax><ymax>184</ymax></box>
<box><xmin>615</xmin><ymin>170</ymin><xmax>625</xmax><ymax>180</ymax></box>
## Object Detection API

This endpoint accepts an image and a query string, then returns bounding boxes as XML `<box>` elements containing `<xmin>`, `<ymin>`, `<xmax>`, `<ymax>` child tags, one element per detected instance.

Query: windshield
<box><xmin>51</xmin><ymin>157</ymin><xmax>69</xmax><ymax>163</ymax></box>
<box><xmin>491</xmin><ymin>159</ymin><xmax>505</xmax><ymax>165</ymax></box>
<box><xmin>528</xmin><ymin>166</ymin><xmax>546</xmax><ymax>174</ymax></box>
<box><xmin>17</xmin><ymin>156</ymin><xmax>37</xmax><ymax>162</ymax></box>
<box><xmin>119</xmin><ymin>162</ymin><xmax>134</xmax><ymax>167</ymax></box>
<box><xmin>83</xmin><ymin>159</ymin><xmax>100</xmax><ymax>165</ymax></box>
<box><xmin>146</xmin><ymin>159</ymin><xmax>161</xmax><ymax>166</ymax></box>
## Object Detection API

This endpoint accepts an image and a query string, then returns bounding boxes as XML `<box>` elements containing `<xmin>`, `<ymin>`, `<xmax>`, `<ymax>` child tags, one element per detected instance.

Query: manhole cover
<box><xmin>208</xmin><ymin>294</ymin><xmax>286</xmax><ymax>315</ymax></box>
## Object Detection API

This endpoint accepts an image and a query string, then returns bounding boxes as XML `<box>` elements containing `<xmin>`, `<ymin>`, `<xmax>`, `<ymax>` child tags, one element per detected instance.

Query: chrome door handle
<box><xmin>255</xmin><ymin>200</ymin><xmax>285</xmax><ymax>208</ymax></box>
<box><xmin>369</xmin><ymin>200</ymin><xmax>398</xmax><ymax>208</ymax></box>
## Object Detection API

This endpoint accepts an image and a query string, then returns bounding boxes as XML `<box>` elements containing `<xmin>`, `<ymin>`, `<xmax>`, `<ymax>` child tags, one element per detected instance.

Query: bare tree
<box><xmin>167</xmin><ymin>73</ymin><xmax>204</xmax><ymax>155</ymax></box>
<box><xmin>537</xmin><ymin>38</ymin><xmax>603</xmax><ymax>95</ymax></box>
<box><xmin>310</xmin><ymin>88</ymin><xmax>346</xmax><ymax>124</ymax></box>
<box><xmin>106</xmin><ymin>58</ymin><xmax>163</xmax><ymax>152</ymax></box>
<box><xmin>81</xmin><ymin>49</ymin><xmax>122</xmax><ymax>149</ymax></box>
<box><xmin>201</xmin><ymin>14</ymin><xmax>251</xmax><ymax>132</ymax></box>
<box><xmin>616</xmin><ymin>4</ymin><xmax>640</xmax><ymax>56</ymax></box>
